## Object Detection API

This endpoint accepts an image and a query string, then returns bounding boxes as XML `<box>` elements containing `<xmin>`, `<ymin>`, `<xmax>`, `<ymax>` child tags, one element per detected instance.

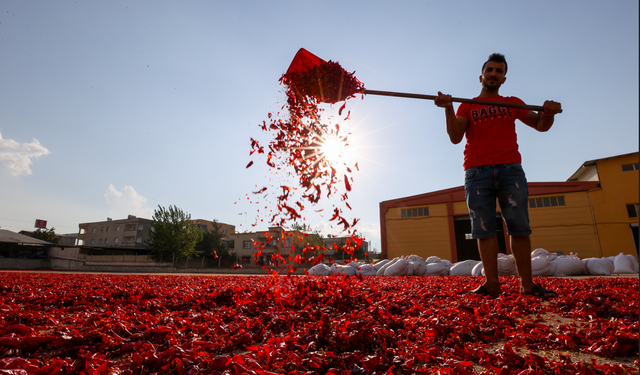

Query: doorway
<box><xmin>631</xmin><ymin>223</ymin><xmax>639</xmax><ymax>258</ymax></box>
<box><xmin>454</xmin><ymin>215</ymin><xmax>508</xmax><ymax>261</ymax></box>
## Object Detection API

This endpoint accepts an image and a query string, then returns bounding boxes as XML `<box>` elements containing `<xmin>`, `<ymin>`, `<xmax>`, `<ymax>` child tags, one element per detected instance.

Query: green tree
<box><xmin>195</xmin><ymin>220</ymin><xmax>236</xmax><ymax>267</ymax></box>
<box><xmin>146</xmin><ymin>205</ymin><xmax>203</xmax><ymax>262</ymax></box>
<box><xmin>28</xmin><ymin>228</ymin><xmax>60</xmax><ymax>244</ymax></box>
<box><xmin>332</xmin><ymin>235</ymin><xmax>367</xmax><ymax>262</ymax></box>
<box><xmin>290</xmin><ymin>222</ymin><xmax>325</xmax><ymax>263</ymax></box>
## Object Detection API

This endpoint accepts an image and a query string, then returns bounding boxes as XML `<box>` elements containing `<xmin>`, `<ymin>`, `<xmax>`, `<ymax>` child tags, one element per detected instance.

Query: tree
<box><xmin>195</xmin><ymin>220</ymin><xmax>235</xmax><ymax>267</ymax></box>
<box><xmin>332</xmin><ymin>235</ymin><xmax>367</xmax><ymax>262</ymax></box>
<box><xmin>146</xmin><ymin>205</ymin><xmax>203</xmax><ymax>262</ymax></box>
<box><xmin>290</xmin><ymin>222</ymin><xmax>325</xmax><ymax>263</ymax></box>
<box><xmin>27</xmin><ymin>228</ymin><xmax>60</xmax><ymax>245</ymax></box>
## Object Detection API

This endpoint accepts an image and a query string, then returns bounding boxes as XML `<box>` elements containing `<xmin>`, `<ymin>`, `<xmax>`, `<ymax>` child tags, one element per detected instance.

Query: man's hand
<box><xmin>435</xmin><ymin>91</ymin><xmax>468</xmax><ymax>144</ymax></box>
<box><xmin>541</xmin><ymin>100</ymin><xmax>562</xmax><ymax>116</ymax></box>
<box><xmin>521</xmin><ymin>100</ymin><xmax>561</xmax><ymax>132</ymax></box>
<box><xmin>434</xmin><ymin>92</ymin><xmax>453</xmax><ymax>108</ymax></box>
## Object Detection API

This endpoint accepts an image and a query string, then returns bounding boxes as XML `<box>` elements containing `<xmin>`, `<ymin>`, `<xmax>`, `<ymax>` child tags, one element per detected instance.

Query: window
<box><xmin>90</xmin><ymin>239</ymin><xmax>95</xmax><ymax>245</ymax></box>
<box><xmin>138</xmin><ymin>224</ymin><xmax>144</xmax><ymax>231</ymax></box>
<box><xmin>529</xmin><ymin>196</ymin><xmax>565</xmax><ymax>209</ymax></box>
<box><xmin>115</xmin><ymin>238</ymin><xmax>119</xmax><ymax>244</ymax></box>
<box><xmin>101</xmin><ymin>227</ymin><xmax>105</xmax><ymax>232</ymax></box>
<box><xmin>106</xmin><ymin>227</ymin><xmax>110</xmax><ymax>232</ymax></box>
<box><xmin>99</xmin><ymin>238</ymin><xmax>103</xmax><ymax>244</ymax></box>
<box><xmin>242</xmin><ymin>256</ymin><xmax>251</xmax><ymax>264</ymax></box>
<box><xmin>79</xmin><ymin>228</ymin><xmax>87</xmax><ymax>234</ymax></box>
<box><xmin>105</xmin><ymin>238</ymin><xmax>109</xmax><ymax>244</ymax></box>
<box><xmin>622</xmin><ymin>163</ymin><xmax>639</xmax><ymax>171</ymax></box>
<box><xmin>243</xmin><ymin>240</ymin><xmax>252</xmax><ymax>249</ymax></box>
<box><xmin>116</xmin><ymin>226</ymin><xmax>120</xmax><ymax>231</ymax></box>
<box><xmin>223</xmin><ymin>229</ymin><xmax>228</xmax><ymax>234</ymax></box>
<box><xmin>627</xmin><ymin>204</ymin><xmax>639</xmax><ymax>218</ymax></box>
<box><xmin>92</xmin><ymin>228</ymin><xmax>97</xmax><ymax>233</ymax></box>
<box><xmin>401</xmin><ymin>207</ymin><xmax>429</xmax><ymax>218</ymax></box>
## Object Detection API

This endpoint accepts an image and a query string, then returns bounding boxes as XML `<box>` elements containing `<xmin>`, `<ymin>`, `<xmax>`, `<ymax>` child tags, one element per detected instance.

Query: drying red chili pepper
<box><xmin>0</xmin><ymin>273</ymin><xmax>637</xmax><ymax>374</ymax></box>
<box><xmin>244</xmin><ymin>51</ymin><xmax>367</xmax><ymax>268</ymax></box>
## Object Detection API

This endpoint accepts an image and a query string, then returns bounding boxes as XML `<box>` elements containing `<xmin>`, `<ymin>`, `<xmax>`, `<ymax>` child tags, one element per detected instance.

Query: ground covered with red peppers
<box><xmin>0</xmin><ymin>272</ymin><xmax>637</xmax><ymax>374</ymax></box>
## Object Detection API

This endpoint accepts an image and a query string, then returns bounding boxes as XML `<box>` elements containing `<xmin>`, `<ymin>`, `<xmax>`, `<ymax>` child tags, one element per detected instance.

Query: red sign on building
<box><xmin>34</xmin><ymin>219</ymin><xmax>47</xmax><ymax>229</ymax></box>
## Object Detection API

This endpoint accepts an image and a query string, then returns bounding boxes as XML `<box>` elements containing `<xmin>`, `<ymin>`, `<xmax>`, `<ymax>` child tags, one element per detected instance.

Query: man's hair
<box><xmin>482</xmin><ymin>53</ymin><xmax>508</xmax><ymax>75</ymax></box>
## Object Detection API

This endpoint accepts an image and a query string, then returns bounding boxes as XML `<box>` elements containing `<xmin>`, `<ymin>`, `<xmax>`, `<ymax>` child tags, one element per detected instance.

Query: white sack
<box><xmin>471</xmin><ymin>262</ymin><xmax>484</xmax><ymax>277</ymax></box>
<box><xmin>357</xmin><ymin>264</ymin><xmax>377</xmax><ymax>276</ymax></box>
<box><xmin>441</xmin><ymin>259</ymin><xmax>453</xmax><ymax>273</ymax></box>
<box><xmin>602</xmin><ymin>258</ymin><xmax>615</xmax><ymax>273</ymax></box>
<box><xmin>346</xmin><ymin>261</ymin><xmax>362</xmax><ymax>271</ymax></box>
<box><xmin>581</xmin><ymin>258</ymin><xmax>592</xmax><ymax>275</ymax></box>
<box><xmin>373</xmin><ymin>259</ymin><xmax>390</xmax><ymax>271</ymax></box>
<box><xmin>308</xmin><ymin>263</ymin><xmax>331</xmax><ymax>276</ymax></box>
<box><xmin>424</xmin><ymin>262</ymin><xmax>447</xmax><ymax>276</ymax></box>
<box><xmin>425</xmin><ymin>256</ymin><xmax>441</xmax><ymax>264</ymax></box>
<box><xmin>531</xmin><ymin>255</ymin><xmax>556</xmax><ymax>276</ymax></box>
<box><xmin>628</xmin><ymin>254</ymin><xmax>640</xmax><ymax>273</ymax></box>
<box><xmin>406</xmin><ymin>262</ymin><xmax>415</xmax><ymax>276</ymax></box>
<box><xmin>531</xmin><ymin>248</ymin><xmax>550</xmax><ymax>258</ymax></box>
<box><xmin>531</xmin><ymin>248</ymin><xmax>557</xmax><ymax>261</ymax></box>
<box><xmin>377</xmin><ymin>257</ymin><xmax>399</xmax><ymax>276</ymax></box>
<box><xmin>407</xmin><ymin>254</ymin><xmax>425</xmax><ymax>263</ymax></box>
<box><xmin>585</xmin><ymin>258</ymin><xmax>613</xmax><ymax>276</ymax></box>
<box><xmin>385</xmin><ymin>258</ymin><xmax>409</xmax><ymax>276</ymax></box>
<box><xmin>613</xmin><ymin>252</ymin><xmax>638</xmax><ymax>274</ymax></box>
<box><xmin>552</xmin><ymin>255</ymin><xmax>584</xmax><ymax>276</ymax></box>
<box><xmin>449</xmin><ymin>260</ymin><xmax>480</xmax><ymax>276</ymax></box>
<box><xmin>498</xmin><ymin>254</ymin><xmax>517</xmax><ymax>276</ymax></box>
<box><xmin>330</xmin><ymin>263</ymin><xmax>357</xmax><ymax>276</ymax></box>
<box><xmin>411</xmin><ymin>260</ymin><xmax>427</xmax><ymax>276</ymax></box>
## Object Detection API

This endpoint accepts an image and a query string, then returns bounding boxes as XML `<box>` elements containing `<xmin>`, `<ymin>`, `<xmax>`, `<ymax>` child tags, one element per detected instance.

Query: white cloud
<box><xmin>0</xmin><ymin>132</ymin><xmax>50</xmax><ymax>176</ymax></box>
<box><xmin>104</xmin><ymin>184</ymin><xmax>154</xmax><ymax>219</ymax></box>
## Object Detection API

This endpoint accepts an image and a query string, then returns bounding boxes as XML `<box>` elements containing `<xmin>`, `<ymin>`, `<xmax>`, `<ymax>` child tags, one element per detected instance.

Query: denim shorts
<box><xmin>464</xmin><ymin>163</ymin><xmax>531</xmax><ymax>238</ymax></box>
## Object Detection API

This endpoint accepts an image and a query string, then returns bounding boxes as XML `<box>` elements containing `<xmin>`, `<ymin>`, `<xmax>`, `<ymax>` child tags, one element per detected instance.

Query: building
<box><xmin>379</xmin><ymin>152</ymin><xmax>639</xmax><ymax>262</ymax></box>
<box><xmin>323</xmin><ymin>235</ymin><xmax>369</xmax><ymax>262</ymax></box>
<box><xmin>230</xmin><ymin>227</ymin><xmax>369</xmax><ymax>267</ymax></box>
<box><xmin>77</xmin><ymin>215</ymin><xmax>153</xmax><ymax>250</ymax></box>
<box><xmin>0</xmin><ymin>229</ymin><xmax>52</xmax><ymax>259</ymax></box>
<box><xmin>192</xmin><ymin>219</ymin><xmax>235</xmax><ymax>238</ymax></box>
<box><xmin>230</xmin><ymin>227</ymin><xmax>295</xmax><ymax>266</ymax></box>
<box><xmin>567</xmin><ymin>152</ymin><xmax>639</xmax><ymax>257</ymax></box>
<box><xmin>57</xmin><ymin>233</ymin><xmax>79</xmax><ymax>247</ymax></box>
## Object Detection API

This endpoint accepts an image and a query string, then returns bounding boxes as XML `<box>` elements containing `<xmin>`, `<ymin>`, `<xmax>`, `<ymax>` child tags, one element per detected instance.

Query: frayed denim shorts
<box><xmin>464</xmin><ymin>163</ymin><xmax>532</xmax><ymax>239</ymax></box>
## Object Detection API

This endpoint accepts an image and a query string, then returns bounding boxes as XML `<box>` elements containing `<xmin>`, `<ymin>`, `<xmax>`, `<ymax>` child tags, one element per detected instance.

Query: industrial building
<box><xmin>379</xmin><ymin>152</ymin><xmax>639</xmax><ymax>262</ymax></box>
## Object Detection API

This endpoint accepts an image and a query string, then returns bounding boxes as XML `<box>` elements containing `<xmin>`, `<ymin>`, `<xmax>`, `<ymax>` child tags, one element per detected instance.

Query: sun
<box><xmin>315</xmin><ymin>132</ymin><xmax>355</xmax><ymax>169</ymax></box>
<box><xmin>319</xmin><ymin>135</ymin><xmax>346</xmax><ymax>162</ymax></box>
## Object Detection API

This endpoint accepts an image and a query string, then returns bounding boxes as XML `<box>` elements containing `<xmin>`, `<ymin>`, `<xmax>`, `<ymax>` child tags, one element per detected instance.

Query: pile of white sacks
<box><xmin>307</xmin><ymin>249</ymin><xmax>639</xmax><ymax>277</ymax></box>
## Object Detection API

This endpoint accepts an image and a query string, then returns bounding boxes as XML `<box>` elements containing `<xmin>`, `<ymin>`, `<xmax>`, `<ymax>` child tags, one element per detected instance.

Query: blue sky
<box><xmin>0</xmin><ymin>1</ymin><xmax>637</xmax><ymax>254</ymax></box>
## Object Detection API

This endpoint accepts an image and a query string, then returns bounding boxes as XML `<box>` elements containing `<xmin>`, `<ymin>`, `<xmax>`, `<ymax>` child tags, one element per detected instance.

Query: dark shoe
<box><xmin>523</xmin><ymin>284</ymin><xmax>558</xmax><ymax>298</ymax></box>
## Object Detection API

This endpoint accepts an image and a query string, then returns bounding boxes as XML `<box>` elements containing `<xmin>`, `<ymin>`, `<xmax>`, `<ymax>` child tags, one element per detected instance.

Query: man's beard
<box><xmin>482</xmin><ymin>80</ymin><xmax>502</xmax><ymax>91</ymax></box>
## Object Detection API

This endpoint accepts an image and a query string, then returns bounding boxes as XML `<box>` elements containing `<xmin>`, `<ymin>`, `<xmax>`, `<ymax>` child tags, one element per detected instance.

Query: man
<box><xmin>434</xmin><ymin>53</ymin><xmax>562</xmax><ymax>297</ymax></box>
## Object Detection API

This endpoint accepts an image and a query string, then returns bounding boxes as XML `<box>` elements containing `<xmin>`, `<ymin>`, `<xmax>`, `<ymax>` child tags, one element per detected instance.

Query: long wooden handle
<box><xmin>362</xmin><ymin>89</ymin><xmax>561</xmax><ymax>113</ymax></box>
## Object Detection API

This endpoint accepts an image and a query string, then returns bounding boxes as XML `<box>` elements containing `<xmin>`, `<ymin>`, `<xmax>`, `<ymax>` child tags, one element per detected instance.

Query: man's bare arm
<box><xmin>521</xmin><ymin>100</ymin><xmax>562</xmax><ymax>132</ymax></box>
<box><xmin>435</xmin><ymin>92</ymin><xmax>468</xmax><ymax>144</ymax></box>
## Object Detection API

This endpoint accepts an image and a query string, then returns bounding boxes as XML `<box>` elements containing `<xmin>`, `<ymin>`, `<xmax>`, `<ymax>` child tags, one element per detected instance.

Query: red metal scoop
<box><xmin>284</xmin><ymin>48</ymin><xmax>561</xmax><ymax>113</ymax></box>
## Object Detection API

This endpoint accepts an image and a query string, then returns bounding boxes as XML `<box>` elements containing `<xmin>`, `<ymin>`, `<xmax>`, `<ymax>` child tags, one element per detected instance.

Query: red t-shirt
<box><xmin>456</xmin><ymin>96</ymin><xmax>530</xmax><ymax>170</ymax></box>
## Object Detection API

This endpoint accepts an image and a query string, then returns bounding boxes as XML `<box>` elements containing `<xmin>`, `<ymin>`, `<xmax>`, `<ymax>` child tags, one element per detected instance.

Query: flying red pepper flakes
<box><xmin>0</xmin><ymin>273</ymin><xmax>637</xmax><ymax>374</ymax></box>
<box><xmin>245</xmin><ymin>50</ymin><xmax>366</xmax><ymax>270</ymax></box>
